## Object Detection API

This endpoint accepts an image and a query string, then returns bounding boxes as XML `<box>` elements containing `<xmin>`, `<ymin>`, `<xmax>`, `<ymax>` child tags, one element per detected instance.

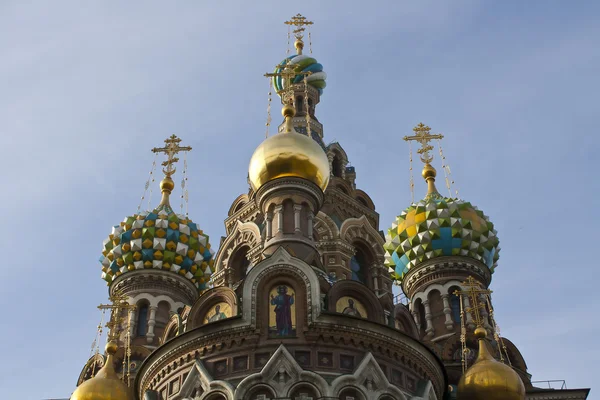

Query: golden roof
<box><xmin>71</xmin><ymin>341</ymin><xmax>134</xmax><ymax>400</ymax></box>
<box><xmin>248</xmin><ymin>104</ymin><xmax>330</xmax><ymax>192</ymax></box>
<box><xmin>458</xmin><ymin>327</ymin><xmax>525</xmax><ymax>400</ymax></box>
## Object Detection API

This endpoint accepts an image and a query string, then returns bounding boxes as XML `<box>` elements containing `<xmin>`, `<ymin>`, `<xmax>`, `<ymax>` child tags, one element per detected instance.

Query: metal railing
<box><xmin>531</xmin><ymin>380</ymin><xmax>567</xmax><ymax>390</ymax></box>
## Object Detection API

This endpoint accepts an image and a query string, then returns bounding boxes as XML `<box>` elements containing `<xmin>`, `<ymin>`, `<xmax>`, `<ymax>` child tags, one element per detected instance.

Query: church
<box><xmin>69</xmin><ymin>14</ymin><xmax>591</xmax><ymax>400</ymax></box>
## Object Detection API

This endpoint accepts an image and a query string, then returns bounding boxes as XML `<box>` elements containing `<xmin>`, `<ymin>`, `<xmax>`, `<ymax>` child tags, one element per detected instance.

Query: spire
<box><xmin>285</xmin><ymin>14</ymin><xmax>313</xmax><ymax>55</ymax></box>
<box><xmin>151</xmin><ymin>135</ymin><xmax>192</xmax><ymax>207</ymax></box>
<box><xmin>403</xmin><ymin>123</ymin><xmax>444</xmax><ymax>199</ymax></box>
<box><xmin>265</xmin><ymin>60</ymin><xmax>312</xmax><ymax>134</ymax></box>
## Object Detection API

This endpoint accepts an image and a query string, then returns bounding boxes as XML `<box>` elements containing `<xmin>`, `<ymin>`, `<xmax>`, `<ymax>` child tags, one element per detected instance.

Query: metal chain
<box><xmin>287</xmin><ymin>26</ymin><xmax>291</xmax><ymax>55</ymax></box>
<box><xmin>266</xmin><ymin>79</ymin><xmax>273</xmax><ymax>138</ymax></box>
<box><xmin>138</xmin><ymin>154</ymin><xmax>158</xmax><ymax>213</ymax></box>
<box><xmin>437</xmin><ymin>139</ymin><xmax>458</xmax><ymax>198</ymax></box>
<box><xmin>486</xmin><ymin>295</ymin><xmax>512</xmax><ymax>366</ymax></box>
<box><xmin>409</xmin><ymin>141</ymin><xmax>415</xmax><ymax>203</ymax></box>
<box><xmin>308</xmin><ymin>30</ymin><xmax>313</xmax><ymax>54</ymax></box>
<box><xmin>304</xmin><ymin>75</ymin><xmax>311</xmax><ymax>137</ymax></box>
<box><xmin>459</xmin><ymin>294</ymin><xmax>467</xmax><ymax>373</ymax></box>
<box><xmin>90</xmin><ymin>309</ymin><xmax>105</xmax><ymax>377</ymax></box>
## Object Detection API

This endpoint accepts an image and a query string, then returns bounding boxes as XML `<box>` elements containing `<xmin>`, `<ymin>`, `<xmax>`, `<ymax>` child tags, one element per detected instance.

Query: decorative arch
<box><xmin>242</xmin><ymin>247</ymin><xmax>322</xmax><ymax>329</ymax></box>
<box><xmin>327</xmin><ymin>142</ymin><xmax>349</xmax><ymax>179</ymax></box>
<box><xmin>235</xmin><ymin>345</ymin><xmax>330</xmax><ymax>399</ymax></box>
<box><xmin>227</xmin><ymin>193</ymin><xmax>250</xmax><ymax>216</ymax></box>
<box><xmin>173</xmin><ymin>359</ymin><xmax>235</xmax><ymax>400</ymax></box>
<box><xmin>330</xmin><ymin>353</ymin><xmax>408</xmax><ymax>400</ymax></box>
<box><xmin>214</xmin><ymin>220</ymin><xmax>263</xmax><ymax>277</ymax></box>
<box><xmin>186</xmin><ymin>286</ymin><xmax>239</xmax><ymax>330</ymax></box>
<box><xmin>327</xmin><ymin>280</ymin><xmax>385</xmax><ymax>324</ymax></box>
<box><xmin>313</xmin><ymin>211</ymin><xmax>340</xmax><ymax>240</ymax></box>
<box><xmin>160</xmin><ymin>313</ymin><xmax>183</xmax><ymax>344</ymax></box>
<box><xmin>339</xmin><ymin>215</ymin><xmax>385</xmax><ymax>264</ymax></box>
<box><xmin>354</xmin><ymin>189</ymin><xmax>376</xmax><ymax>210</ymax></box>
<box><xmin>329</xmin><ymin>176</ymin><xmax>354</xmax><ymax>196</ymax></box>
<box><xmin>394</xmin><ymin>303</ymin><xmax>420</xmax><ymax>339</ymax></box>
<box><xmin>501</xmin><ymin>337</ymin><xmax>529</xmax><ymax>373</ymax></box>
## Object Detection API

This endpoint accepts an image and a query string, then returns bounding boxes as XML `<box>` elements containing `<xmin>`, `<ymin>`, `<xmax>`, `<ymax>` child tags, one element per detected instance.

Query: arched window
<box><xmin>339</xmin><ymin>387</ymin><xmax>364</xmax><ymax>400</ymax></box>
<box><xmin>230</xmin><ymin>245</ymin><xmax>251</xmax><ymax>282</ymax></box>
<box><xmin>450</xmin><ymin>287</ymin><xmax>461</xmax><ymax>324</ymax></box>
<box><xmin>137</xmin><ymin>303</ymin><xmax>148</xmax><ymax>337</ymax></box>
<box><xmin>296</xmin><ymin>95</ymin><xmax>304</xmax><ymax>114</ymax></box>
<box><xmin>332</xmin><ymin>155</ymin><xmax>343</xmax><ymax>177</ymax></box>
<box><xmin>350</xmin><ymin>243</ymin><xmax>371</xmax><ymax>283</ymax></box>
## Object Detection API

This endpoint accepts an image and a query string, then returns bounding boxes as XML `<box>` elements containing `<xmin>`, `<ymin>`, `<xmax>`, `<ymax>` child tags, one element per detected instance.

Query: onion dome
<box><xmin>272</xmin><ymin>54</ymin><xmax>327</xmax><ymax>95</ymax></box>
<box><xmin>71</xmin><ymin>341</ymin><xmax>134</xmax><ymax>400</ymax></box>
<box><xmin>99</xmin><ymin>177</ymin><xmax>215</xmax><ymax>291</ymax></box>
<box><xmin>384</xmin><ymin>164</ymin><xmax>500</xmax><ymax>283</ymax></box>
<box><xmin>248</xmin><ymin>103</ymin><xmax>330</xmax><ymax>191</ymax></box>
<box><xmin>458</xmin><ymin>327</ymin><xmax>525</xmax><ymax>400</ymax></box>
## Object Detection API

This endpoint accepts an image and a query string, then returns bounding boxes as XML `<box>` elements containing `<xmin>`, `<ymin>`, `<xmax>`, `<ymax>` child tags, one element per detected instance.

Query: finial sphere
<box><xmin>474</xmin><ymin>326</ymin><xmax>487</xmax><ymax>339</ymax></box>
<box><xmin>282</xmin><ymin>103</ymin><xmax>296</xmax><ymax>118</ymax></box>
<box><xmin>160</xmin><ymin>177</ymin><xmax>175</xmax><ymax>193</ymax></box>
<box><xmin>422</xmin><ymin>163</ymin><xmax>437</xmax><ymax>180</ymax></box>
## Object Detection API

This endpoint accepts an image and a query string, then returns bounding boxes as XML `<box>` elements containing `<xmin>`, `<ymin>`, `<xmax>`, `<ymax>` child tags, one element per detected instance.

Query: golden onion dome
<box><xmin>458</xmin><ymin>327</ymin><xmax>525</xmax><ymax>400</ymax></box>
<box><xmin>71</xmin><ymin>341</ymin><xmax>134</xmax><ymax>400</ymax></box>
<box><xmin>248</xmin><ymin>104</ymin><xmax>330</xmax><ymax>192</ymax></box>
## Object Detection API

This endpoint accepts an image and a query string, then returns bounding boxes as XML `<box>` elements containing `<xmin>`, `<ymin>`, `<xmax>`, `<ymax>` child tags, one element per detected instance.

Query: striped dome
<box><xmin>384</xmin><ymin>195</ymin><xmax>500</xmax><ymax>283</ymax></box>
<box><xmin>99</xmin><ymin>204</ymin><xmax>215</xmax><ymax>291</ymax></box>
<box><xmin>273</xmin><ymin>54</ymin><xmax>327</xmax><ymax>95</ymax></box>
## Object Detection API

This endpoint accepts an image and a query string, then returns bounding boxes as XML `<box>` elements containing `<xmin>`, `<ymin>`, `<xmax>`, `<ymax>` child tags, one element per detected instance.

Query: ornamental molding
<box><xmin>402</xmin><ymin>257</ymin><xmax>491</xmax><ymax>297</ymax></box>
<box><xmin>255</xmin><ymin>177</ymin><xmax>324</xmax><ymax>211</ymax></box>
<box><xmin>111</xmin><ymin>270</ymin><xmax>198</xmax><ymax>305</ymax></box>
<box><xmin>137</xmin><ymin>319</ymin><xmax>446</xmax><ymax>399</ymax></box>
<box><xmin>214</xmin><ymin>220</ymin><xmax>263</xmax><ymax>274</ymax></box>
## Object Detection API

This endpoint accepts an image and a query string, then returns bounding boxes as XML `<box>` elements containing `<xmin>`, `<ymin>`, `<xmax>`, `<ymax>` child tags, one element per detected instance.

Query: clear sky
<box><xmin>1</xmin><ymin>1</ymin><xmax>598</xmax><ymax>399</ymax></box>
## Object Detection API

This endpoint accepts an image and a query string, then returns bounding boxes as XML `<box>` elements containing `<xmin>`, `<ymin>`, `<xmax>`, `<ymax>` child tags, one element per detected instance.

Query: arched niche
<box><xmin>327</xmin><ymin>280</ymin><xmax>385</xmax><ymax>324</ymax></box>
<box><xmin>187</xmin><ymin>287</ymin><xmax>239</xmax><ymax>330</ymax></box>
<box><xmin>354</xmin><ymin>189</ymin><xmax>376</xmax><ymax>210</ymax></box>
<box><xmin>160</xmin><ymin>313</ymin><xmax>183</xmax><ymax>344</ymax></box>
<box><xmin>349</xmin><ymin>239</ymin><xmax>374</xmax><ymax>284</ymax></box>
<box><xmin>338</xmin><ymin>386</ymin><xmax>367</xmax><ymax>400</ymax></box>
<box><xmin>246</xmin><ymin>384</ymin><xmax>276</xmax><ymax>400</ymax></box>
<box><xmin>213</xmin><ymin>220</ymin><xmax>262</xmax><ymax>284</ymax></box>
<box><xmin>227</xmin><ymin>193</ymin><xmax>250</xmax><ymax>217</ymax></box>
<box><xmin>258</xmin><ymin>274</ymin><xmax>307</xmax><ymax>339</ymax></box>
<box><xmin>394</xmin><ymin>304</ymin><xmax>420</xmax><ymax>339</ymax></box>
<box><xmin>288</xmin><ymin>383</ymin><xmax>321</xmax><ymax>400</ymax></box>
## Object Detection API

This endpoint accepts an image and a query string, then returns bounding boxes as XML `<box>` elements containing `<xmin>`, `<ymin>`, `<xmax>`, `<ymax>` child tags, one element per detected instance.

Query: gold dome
<box><xmin>248</xmin><ymin>106</ymin><xmax>330</xmax><ymax>192</ymax></box>
<box><xmin>458</xmin><ymin>329</ymin><xmax>525</xmax><ymax>400</ymax></box>
<box><xmin>71</xmin><ymin>341</ymin><xmax>134</xmax><ymax>400</ymax></box>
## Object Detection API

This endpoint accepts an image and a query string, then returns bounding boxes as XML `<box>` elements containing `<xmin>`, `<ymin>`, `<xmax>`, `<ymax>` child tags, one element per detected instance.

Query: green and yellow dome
<box><xmin>99</xmin><ymin>178</ymin><xmax>215</xmax><ymax>291</ymax></box>
<box><xmin>384</xmin><ymin>165</ymin><xmax>500</xmax><ymax>283</ymax></box>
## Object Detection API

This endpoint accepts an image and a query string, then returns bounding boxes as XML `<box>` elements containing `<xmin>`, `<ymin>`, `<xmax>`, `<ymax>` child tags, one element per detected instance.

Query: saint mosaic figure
<box><xmin>270</xmin><ymin>285</ymin><xmax>295</xmax><ymax>336</ymax></box>
<box><xmin>204</xmin><ymin>303</ymin><xmax>230</xmax><ymax>324</ymax></box>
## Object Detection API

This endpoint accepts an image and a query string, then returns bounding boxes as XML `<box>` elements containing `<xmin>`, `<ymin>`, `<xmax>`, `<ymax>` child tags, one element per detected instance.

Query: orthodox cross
<box><xmin>403</xmin><ymin>123</ymin><xmax>444</xmax><ymax>164</ymax></box>
<box><xmin>151</xmin><ymin>134</ymin><xmax>192</xmax><ymax>178</ymax></box>
<box><xmin>284</xmin><ymin>14</ymin><xmax>313</xmax><ymax>41</ymax></box>
<box><xmin>97</xmin><ymin>294</ymin><xmax>136</xmax><ymax>341</ymax></box>
<box><xmin>453</xmin><ymin>276</ymin><xmax>493</xmax><ymax>329</ymax></box>
<box><xmin>264</xmin><ymin>61</ymin><xmax>312</xmax><ymax>105</ymax></box>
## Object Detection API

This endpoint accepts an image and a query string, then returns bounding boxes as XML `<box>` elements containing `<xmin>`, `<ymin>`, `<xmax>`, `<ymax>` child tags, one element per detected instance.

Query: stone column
<box><xmin>129</xmin><ymin>308</ymin><xmax>137</xmax><ymax>337</ymax></box>
<box><xmin>307</xmin><ymin>211</ymin><xmax>314</xmax><ymax>240</ymax></box>
<box><xmin>274</xmin><ymin>205</ymin><xmax>284</xmax><ymax>235</ymax></box>
<box><xmin>293</xmin><ymin>204</ymin><xmax>302</xmax><ymax>233</ymax></box>
<box><xmin>146</xmin><ymin>306</ymin><xmax>157</xmax><ymax>344</ymax></box>
<box><xmin>423</xmin><ymin>300</ymin><xmax>434</xmax><ymax>337</ymax></box>
<box><xmin>327</xmin><ymin>153</ymin><xmax>334</xmax><ymax>176</ymax></box>
<box><xmin>265</xmin><ymin>213</ymin><xmax>273</xmax><ymax>241</ymax></box>
<box><xmin>441</xmin><ymin>294</ymin><xmax>454</xmax><ymax>330</ymax></box>
<box><xmin>411</xmin><ymin>310</ymin><xmax>421</xmax><ymax>334</ymax></box>
<box><xmin>463</xmin><ymin>295</ymin><xmax>475</xmax><ymax>328</ymax></box>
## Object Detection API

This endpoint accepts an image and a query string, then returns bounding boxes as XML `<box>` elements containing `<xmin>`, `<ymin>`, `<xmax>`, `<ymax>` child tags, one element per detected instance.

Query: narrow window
<box><xmin>137</xmin><ymin>304</ymin><xmax>148</xmax><ymax>336</ymax></box>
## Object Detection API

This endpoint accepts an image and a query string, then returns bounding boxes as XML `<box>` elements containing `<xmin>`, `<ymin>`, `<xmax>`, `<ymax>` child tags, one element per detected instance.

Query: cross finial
<box><xmin>285</xmin><ymin>14</ymin><xmax>313</xmax><ymax>55</ymax></box>
<box><xmin>97</xmin><ymin>294</ymin><xmax>136</xmax><ymax>342</ymax></box>
<box><xmin>265</xmin><ymin>60</ymin><xmax>313</xmax><ymax>106</ymax></box>
<box><xmin>453</xmin><ymin>276</ymin><xmax>493</xmax><ymax>330</ymax></box>
<box><xmin>151</xmin><ymin>134</ymin><xmax>192</xmax><ymax>179</ymax></box>
<box><xmin>403</xmin><ymin>123</ymin><xmax>444</xmax><ymax>164</ymax></box>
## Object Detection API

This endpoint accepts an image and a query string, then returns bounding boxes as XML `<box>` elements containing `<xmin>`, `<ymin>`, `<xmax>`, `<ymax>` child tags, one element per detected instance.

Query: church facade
<box><xmin>72</xmin><ymin>15</ymin><xmax>590</xmax><ymax>400</ymax></box>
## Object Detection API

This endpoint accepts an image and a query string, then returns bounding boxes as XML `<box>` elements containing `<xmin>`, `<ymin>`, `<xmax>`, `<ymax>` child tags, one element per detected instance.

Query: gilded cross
<box><xmin>284</xmin><ymin>13</ymin><xmax>313</xmax><ymax>41</ymax></box>
<box><xmin>264</xmin><ymin>60</ymin><xmax>312</xmax><ymax>104</ymax></box>
<box><xmin>403</xmin><ymin>123</ymin><xmax>444</xmax><ymax>164</ymax></box>
<box><xmin>151</xmin><ymin>134</ymin><xmax>192</xmax><ymax>178</ymax></box>
<box><xmin>453</xmin><ymin>276</ymin><xmax>492</xmax><ymax>329</ymax></box>
<box><xmin>98</xmin><ymin>294</ymin><xmax>137</xmax><ymax>341</ymax></box>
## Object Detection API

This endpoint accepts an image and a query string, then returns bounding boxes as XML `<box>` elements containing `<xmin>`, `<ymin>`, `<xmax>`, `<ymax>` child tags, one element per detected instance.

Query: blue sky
<box><xmin>1</xmin><ymin>1</ymin><xmax>598</xmax><ymax>399</ymax></box>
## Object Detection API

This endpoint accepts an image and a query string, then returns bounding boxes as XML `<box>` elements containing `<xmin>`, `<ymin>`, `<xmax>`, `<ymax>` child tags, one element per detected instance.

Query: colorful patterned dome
<box><xmin>99</xmin><ymin>203</ymin><xmax>215</xmax><ymax>291</ymax></box>
<box><xmin>273</xmin><ymin>54</ymin><xmax>327</xmax><ymax>95</ymax></box>
<box><xmin>384</xmin><ymin>192</ymin><xmax>500</xmax><ymax>283</ymax></box>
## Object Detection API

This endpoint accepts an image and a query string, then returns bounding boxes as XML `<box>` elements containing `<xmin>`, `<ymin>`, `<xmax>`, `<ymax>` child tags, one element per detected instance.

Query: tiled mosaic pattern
<box><xmin>384</xmin><ymin>196</ymin><xmax>500</xmax><ymax>283</ymax></box>
<box><xmin>99</xmin><ymin>204</ymin><xmax>214</xmax><ymax>291</ymax></box>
